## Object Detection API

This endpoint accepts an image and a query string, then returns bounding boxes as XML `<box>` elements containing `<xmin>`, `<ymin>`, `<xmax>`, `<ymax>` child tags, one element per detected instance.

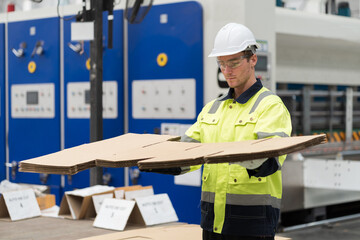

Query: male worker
<box><xmin>146</xmin><ymin>23</ymin><xmax>292</xmax><ymax>240</ymax></box>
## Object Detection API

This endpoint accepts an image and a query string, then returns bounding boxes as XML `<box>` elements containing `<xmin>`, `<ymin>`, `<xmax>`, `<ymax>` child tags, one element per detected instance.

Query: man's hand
<box><xmin>234</xmin><ymin>158</ymin><xmax>267</xmax><ymax>169</ymax></box>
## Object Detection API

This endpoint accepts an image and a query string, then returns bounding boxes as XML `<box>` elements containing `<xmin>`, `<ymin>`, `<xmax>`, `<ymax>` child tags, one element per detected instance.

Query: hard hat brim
<box><xmin>208</xmin><ymin>42</ymin><xmax>260</xmax><ymax>57</ymax></box>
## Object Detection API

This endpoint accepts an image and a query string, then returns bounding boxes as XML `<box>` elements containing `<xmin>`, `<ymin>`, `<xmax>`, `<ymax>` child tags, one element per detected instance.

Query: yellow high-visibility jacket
<box><xmin>182</xmin><ymin>79</ymin><xmax>292</xmax><ymax>237</ymax></box>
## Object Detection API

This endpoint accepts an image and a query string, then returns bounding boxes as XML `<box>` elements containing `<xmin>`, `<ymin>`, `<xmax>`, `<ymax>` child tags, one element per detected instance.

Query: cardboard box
<box><xmin>36</xmin><ymin>194</ymin><xmax>55</xmax><ymax>210</ymax></box>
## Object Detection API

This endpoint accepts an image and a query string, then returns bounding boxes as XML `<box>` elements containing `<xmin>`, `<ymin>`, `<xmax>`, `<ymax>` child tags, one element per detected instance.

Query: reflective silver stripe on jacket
<box><xmin>249</xmin><ymin>91</ymin><xmax>274</xmax><ymax>114</ymax></box>
<box><xmin>226</xmin><ymin>193</ymin><xmax>281</xmax><ymax>209</ymax></box>
<box><xmin>181</xmin><ymin>135</ymin><xmax>200</xmax><ymax>143</ymax></box>
<box><xmin>202</xmin><ymin>191</ymin><xmax>215</xmax><ymax>203</ymax></box>
<box><xmin>257</xmin><ymin>132</ymin><xmax>289</xmax><ymax>139</ymax></box>
<box><xmin>202</xmin><ymin>191</ymin><xmax>281</xmax><ymax>209</ymax></box>
<box><xmin>208</xmin><ymin>100</ymin><xmax>222</xmax><ymax>114</ymax></box>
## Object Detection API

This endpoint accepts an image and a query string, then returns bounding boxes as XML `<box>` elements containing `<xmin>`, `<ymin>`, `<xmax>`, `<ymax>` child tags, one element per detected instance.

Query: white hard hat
<box><xmin>208</xmin><ymin>23</ymin><xmax>260</xmax><ymax>57</ymax></box>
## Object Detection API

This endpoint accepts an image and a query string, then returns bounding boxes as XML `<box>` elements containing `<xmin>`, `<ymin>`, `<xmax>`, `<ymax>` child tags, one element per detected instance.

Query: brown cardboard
<box><xmin>137</xmin><ymin>135</ymin><xmax>327</xmax><ymax>169</ymax></box>
<box><xmin>36</xmin><ymin>194</ymin><xmax>55</xmax><ymax>210</ymax></box>
<box><xmin>205</xmin><ymin>135</ymin><xmax>327</xmax><ymax>163</ymax></box>
<box><xmin>114</xmin><ymin>185</ymin><xmax>152</xmax><ymax>193</ymax></box>
<box><xmin>78</xmin><ymin>223</ymin><xmax>292</xmax><ymax>240</ymax></box>
<box><xmin>120</xmin><ymin>186</ymin><xmax>153</xmax><ymax>225</ymax></box>
<box><xmin>0</xmin><ymin>194</ymin><xmax>10</xmax><ymax>220</ymax></box>
<box><xmin>127</xmin><ymin>202</ymin><xmax>146</xmax><ymax>226</ymax></box>
<box><xmin>59</xmin><ymin>185</ymin><xmax>153</xmax><ymax>220</ymax></box>
<box><xmin>78</xmin><ymin>224</ymin><xmax>202</xmax><ymax>240</ymax></box>
<box><xmin>78</xmin><ymin>223</ymin><xmax>291</xmax><ymax>240</ymax></box>
<box><xmin>58</xmin><ymin>194</ymin><xmax>71</xmax><ymax>218</ymax></box>
<box><xmin>19</xmin><ymin>133</ymin><xmax>326</xmax><ymax>175</ymax></box>
<box><xmin>0</xmin><ymin>189</ymin><xmax>41</xmax><ymax>221</ymax></box>
<box><xmin>19</xmin><ymin>133</ymin><xmax>180</xmax><ymax>175</ymax></box>
<box><xmin>59</xmin><ymin>189</ymin><xmax>115</xmax><ymax>220</ymax></box>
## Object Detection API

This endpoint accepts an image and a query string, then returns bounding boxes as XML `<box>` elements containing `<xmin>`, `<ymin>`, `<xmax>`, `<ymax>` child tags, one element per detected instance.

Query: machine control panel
<box><xmin>255</xmin><ymin>52</ymin><xmax>270</xmax><ymax>83</ymax></box>
<box><xmin>67</xmin><ymin>81</ymin><xmax>118</xmax><ymax>119</ymax></box>
<box><xmin>254</xmin><ymin>40</ymin><xmax>271</xmax><ymax>90</ymax></box>
<box><xmin>11</xmin><ymin>83</ymin><xmax>55</xmax><ymax>118</ymax></box>
<box><xmin>132</xmin><ymin>79</ymin><xmax>196</xmax><ymax>119</ymax></box>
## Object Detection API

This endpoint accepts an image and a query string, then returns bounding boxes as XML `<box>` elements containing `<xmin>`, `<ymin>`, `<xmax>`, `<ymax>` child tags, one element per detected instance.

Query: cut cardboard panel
<box><xmin>205</xmin><ymin>135</ymin><xmax>327</xmax><ymax>164</ymax></box>
<box><xmin>92</xmin><ymin>193</ymin><xmax>114</xmax><ymax>214</ymax></box>
<box><xmin>36</xmin><ymin>194</ymin><xmax>55</xmax><ymax>210</ymax></box>
<box><xmin>80</xmin><ymin>223</ymin><xmax>291</xmax><ymax>240</ymax></box>
<box><xmin>134</xmin><ymin>193</ymin><xmax>178</xmax><ymax>226</ymax></box>
<box><xmin>19</xmin><ymin>133</ymin><xmax>180</xmax><ymax>175</ymax></box>
<box><xmin>114</xmin><ymin>185</ymin><xmax>152</xmax><ymax>192</ymax></box>
<box><xmin>19</xmin><ymin>133</ymin><xmax>326</xmax><ymax>175</ymax></box>
<box><xmin>93</xmin><ymin>198</ymin><xmax>136</xmax><ymax>231</ymax></box>
<box><xmin>0</xmin><ymin>189</ymin><xmax>41</xmax><ymax>221</ymax></box>
<box><xmin>78</xmin><ymin>224</ymin><xmax>202</xmax><ymax>240</ymax></box>
<box><xmin>0</xmin><ymin>194</ymin><xmax>10</xmax><ymax>220</ymax></box>
<box><xmin>124</xmin><ymin>187</ymin><xmax>154</xmax><ymax>200</ymax></box>
<box><xmin>138</xmin><ymin>135</ymin><xmax>327</xmax><ymax>169</ymax></box>
<box><xmin>136</xmin><ymin>143</ymin><xmax>222</xmax><ymax>170</ymax></box>
<box><xmin>59</xmin><ymin>185</ymin><xmax>115</xmax><ymax>219</ymax></box>
<box><xmin>96</xmin><ymin>141</ymin><xmax>202</xmax><ymax>168</ymax></box>
<box><xmin>127</xmin><ymin>202</ymin><xmax>146</xmax><ymax>226</ymax></box>
<box><xmin>114</xmin><ymin>185</ymin><xmax>153</xmax><ymax>199</ymax></box>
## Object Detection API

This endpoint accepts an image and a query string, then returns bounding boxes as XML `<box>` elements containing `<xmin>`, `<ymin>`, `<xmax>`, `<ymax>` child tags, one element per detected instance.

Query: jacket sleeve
<box><xmin>248</xmin><ymin>99</ymin><xmax>292</xmax><ymax>177</ymax></box>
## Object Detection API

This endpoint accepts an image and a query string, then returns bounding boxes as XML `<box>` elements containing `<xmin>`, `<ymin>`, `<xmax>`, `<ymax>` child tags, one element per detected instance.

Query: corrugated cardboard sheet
<box><xmin>78</xmin><ymin>224</ymin><xmax>202</xmax><ymax>240</ymax></box>
<box><xmin>77</xmin><ymin>224</ymin><xmax>292</xmax><ymax>240</ymax></box>
<box><xmin>19</xmin><ymin>133</ymin><xmax>326</xmax><ymax>175</ymax></box>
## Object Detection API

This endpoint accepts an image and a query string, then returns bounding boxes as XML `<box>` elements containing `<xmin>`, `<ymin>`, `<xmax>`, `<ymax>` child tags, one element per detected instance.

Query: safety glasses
<box><xmin>216</xmin><ymin>55</ymin><xmax>251</xmax><ymax>69</ymax></box>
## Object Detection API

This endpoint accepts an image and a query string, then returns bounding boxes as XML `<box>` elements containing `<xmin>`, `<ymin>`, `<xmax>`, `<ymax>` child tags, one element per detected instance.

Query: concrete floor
<box><xmin>0</xmin><ymin>217</ymin><xmax>115</xmax><ymax>240</ymax></box>
<box><xmin>277</xmin><ymin>218</ymin><xmax>360</xmax><ymax>240</ymax></box>
<box><xmin>2</xmin><ymin>216</ymin><xmax>360</xmax><ymax>240</ymax></box>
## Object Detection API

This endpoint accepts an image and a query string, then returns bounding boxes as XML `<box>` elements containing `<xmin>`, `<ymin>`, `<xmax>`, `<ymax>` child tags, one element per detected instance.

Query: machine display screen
<box><xmin>26</xmin><ymin>91</ymin><xmax>39</xmax><ymax>105</ymax></box>
<box><xmin>85</xmin><ymin>89</ymin><xmax>90</xmax><ymax>104</ymax></box>
<box><xmin>255</xmin><ymin>55</ymin><xmax>268</xmax><ymax>71</ymax></box>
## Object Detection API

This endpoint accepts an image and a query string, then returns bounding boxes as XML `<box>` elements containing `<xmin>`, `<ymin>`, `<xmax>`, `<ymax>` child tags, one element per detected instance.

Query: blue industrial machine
<box><xmin>0</xmin><ymin>22</ymin><xmax>5</xmax><ymax>181</ymax></box>
<box><xmin>7</xmin><ymin>16</ymin><xmax>62</xmax><ymax>200</ymax></box>
<box><xmin>127</xmin><ymin>1</ymin><xmax>203</xmax><ymax>224</ymax></box>
<box><xmin>63</xmin><ymin>9</ymin><xmax>125</xmax><ymax>190</ymax></box>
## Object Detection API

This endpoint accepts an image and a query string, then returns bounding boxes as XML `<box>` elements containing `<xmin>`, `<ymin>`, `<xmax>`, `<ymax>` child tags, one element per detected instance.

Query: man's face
<box><xmin>217</xmin><ymin>51</ymin><xmax>257</xmax><ymax>90</ymax></box>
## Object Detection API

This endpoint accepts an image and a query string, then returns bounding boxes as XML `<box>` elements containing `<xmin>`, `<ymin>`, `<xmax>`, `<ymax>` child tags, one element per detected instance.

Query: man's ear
<box><xmin>250</xmin><ymin>54</ymin><xmax>258</xmax><ymax>68</ymax></box>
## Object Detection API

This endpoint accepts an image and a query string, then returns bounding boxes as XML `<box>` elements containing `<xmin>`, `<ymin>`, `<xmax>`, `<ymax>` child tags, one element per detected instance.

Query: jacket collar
<box><xmin>219</xmin><ymin>79</ymin><xmax>263</xmax><ymax>104</ymax></box>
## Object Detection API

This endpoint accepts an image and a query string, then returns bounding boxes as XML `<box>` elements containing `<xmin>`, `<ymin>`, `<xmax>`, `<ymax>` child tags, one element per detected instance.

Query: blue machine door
<box><xmin>8</xmin><ymin>17</ymin><xmax>61</xmax><ymax>201</ymax></box>
<box><xmin>0</xmin><ymin>23</ymin><xmax>5</xmax><ymax>181</ymax></box>
<box><xmin>128</xmin><ymin>2</ymin><xmax>203</xmax><ymax>224</ymax></box>
<box><xmin>63</xmin><ymin>10</ymin><xmax>125</xmax><ymax>190</ymax></box>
